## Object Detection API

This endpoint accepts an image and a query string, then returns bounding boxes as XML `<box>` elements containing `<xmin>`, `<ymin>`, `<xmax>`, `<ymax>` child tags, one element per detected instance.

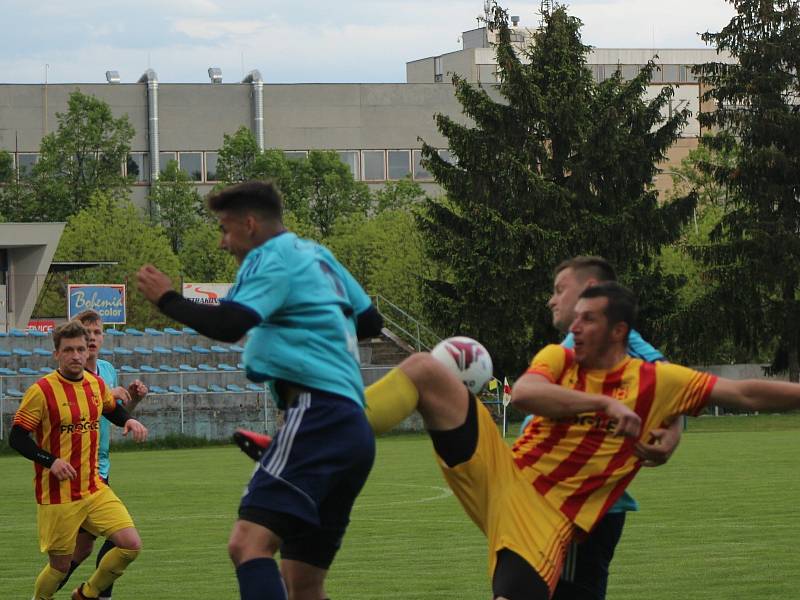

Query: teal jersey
<box><xmin>223</xmin><ymin>232</ymin><xmax>370</xmax><ymax>409</ymax></box>
<box><xmin>94</xmin><ymin>359</ymin><xmax>119</xmax><ymax>480</ymax></box>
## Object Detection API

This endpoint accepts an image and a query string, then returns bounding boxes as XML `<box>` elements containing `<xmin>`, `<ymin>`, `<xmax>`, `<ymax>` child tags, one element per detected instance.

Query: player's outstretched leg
<box><xmin>72</xmin><ymin>527</ymin><xmax>141</xmax><ymax>600</ymax></box>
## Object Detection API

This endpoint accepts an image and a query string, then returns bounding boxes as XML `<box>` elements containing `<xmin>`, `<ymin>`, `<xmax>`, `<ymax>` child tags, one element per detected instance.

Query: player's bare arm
<box><xmin>634</xmin><ymin>417</ymin><xmax>683</xmax><ymax>467</ymax></box>
<box><xmin>512</xmin><ymin>373</ymin><xmax>642</xmax><ymax>437</ymax></box>
<box><xmin>710</xmin><ymin>377</ymin><xmax>800</xmax><ymax>412</ymax></box>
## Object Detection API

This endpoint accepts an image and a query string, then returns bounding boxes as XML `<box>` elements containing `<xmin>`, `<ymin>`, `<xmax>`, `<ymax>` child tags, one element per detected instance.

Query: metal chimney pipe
<box><xmin>242</xmin><ymin>70</ymin><xmax>264</xmax><ymax>151</ymax></box>
<box><xmin>138</xmin><ymin>69</ymin><xmax>160</xmax><ymax>183</ymax></box>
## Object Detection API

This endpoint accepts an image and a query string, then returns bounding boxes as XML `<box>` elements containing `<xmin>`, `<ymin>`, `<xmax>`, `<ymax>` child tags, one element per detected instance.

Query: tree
<box><xmin>371</xmin><ymin>178</ymin><xmax>428</xmax><ymax>213</ymax></box>
<box><xmin>34</xmin><ymin>193</ymin><xmax>181</xmax><ymax>329</ymax></box>
<box><xmin>417</xmin><ymin>3</ymin><xmax>696</xmax><ymax>375</ymax></box>
<box><xmin>686</xmin><ymin>0</ymin><xmax>800</xmax><ymax>379</ymax></box>
<box><xmin>23</xmin><ymin>90</ymin><xmax>134</xmax><ymax>221</ymax></box>
<box><xmin>0</xmin><ymin>150</ymin><xmax>12</xmax><ymax>183</ymax></box>
<box><xmin>178</xmin><ymin>220</ymin><xmax>238</xmax><ymax>282</ymax></box>
<box><xmin>148</xmin><ymin>160</ymin><xmax>205</xmax><ymax>253</ymax></box>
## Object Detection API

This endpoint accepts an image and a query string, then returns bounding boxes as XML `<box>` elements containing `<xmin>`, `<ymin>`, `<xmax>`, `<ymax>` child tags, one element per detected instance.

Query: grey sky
<box><xmin>4</xmin><ymin>1</ymin><xmax>737</xmax><ymax>84</ymax></box>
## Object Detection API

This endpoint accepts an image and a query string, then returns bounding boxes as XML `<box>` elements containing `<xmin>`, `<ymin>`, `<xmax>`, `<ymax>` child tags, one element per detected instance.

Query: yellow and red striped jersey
<box><xmin>13</xmin><ymin>370</ymin><xmax>116</xmax><ymax>505</ymax></box>
<box><xmin>513</xmin><ymin>344</ymin><xmax>717</xmax><ymax>533</ymax></box>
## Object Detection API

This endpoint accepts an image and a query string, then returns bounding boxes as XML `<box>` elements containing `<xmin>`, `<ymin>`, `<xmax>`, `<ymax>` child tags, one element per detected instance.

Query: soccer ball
<box><xmin>431</xmin><ymin>336</ymin><xmax>494</xmax><ymax>395</ymax></box>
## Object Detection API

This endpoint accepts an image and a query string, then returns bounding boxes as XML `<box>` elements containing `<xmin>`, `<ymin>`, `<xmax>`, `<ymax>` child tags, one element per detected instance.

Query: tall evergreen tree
<box><xmin>418</xmin><ymin>3</ymin><xmax>696</xmax><ymax>375</ymax></box>
<box><xmin>691</xmin><ymin>0</ymin><xmax>800</xmax><ymax>379</ymax></box>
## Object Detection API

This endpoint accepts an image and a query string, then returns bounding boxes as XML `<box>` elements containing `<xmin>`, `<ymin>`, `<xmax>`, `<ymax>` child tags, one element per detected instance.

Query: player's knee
<box><xmin>49</xmin><ymin>554</ymin><xmax>73</xmax><ymax>572</ymax></box>
<box><xmin>117</xmin><ymin>547</ymin><xmax>141</xmax><ymax>565</ymax></box>
<box><xmin>112</xmin><ymin>528</ymin><xmax>142</xmax><ymax>552</ymax></box>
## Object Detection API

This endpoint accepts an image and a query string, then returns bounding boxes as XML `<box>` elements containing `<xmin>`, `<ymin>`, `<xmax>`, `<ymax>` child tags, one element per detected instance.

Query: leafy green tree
<box><xmin>148</xmin><ymin>160</ymin><xmax>205</xmax><ymax>252</ymax></box>
<box><xmin>417</xmin><ymin>3</ymin><xmax>696</xmax><ymax>375</ymax></box>
<box><xmin>34</xmin><ymin>193</ymin><xmax>181</xmax><ymax>328</ymax></box>
<box><xmin>178</xmin><ymin>220</ymin><xmax>238</xmax><ymax>282</ymax></box>
<box><xmin>372</xmin><ymin>178</ymin><xmax>428</xmax><ymax>213</ymax></box>
<box><xmin>0</xmin><ymin>150</ymin><xmax>12</xmax><ymax>183</ymax></box>
<box><xmin>688</xmin><ymin>0</ymin><xmax>800</xmax><ymax>379</ymax></box>
<box><xmin>23</xmin><ymin>91</ymin><xmax>134</xmax><ymax>221</ymax></box>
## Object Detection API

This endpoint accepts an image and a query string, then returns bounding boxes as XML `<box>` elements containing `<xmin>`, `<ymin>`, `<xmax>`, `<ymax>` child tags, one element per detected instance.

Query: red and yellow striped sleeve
<box><xmin>656</xmin><ymin>363</ymin><xmax>718</xmax><ymax>417</ymax></box>
<box><xmin>526</xmin><ymin>344</ymin><xmax>572</xmax><ymax>383</ymax></box>
<box><xmin>12</xmin><ymin>384</ymin><xmax>45</xmax><ymax>432</ymax></box>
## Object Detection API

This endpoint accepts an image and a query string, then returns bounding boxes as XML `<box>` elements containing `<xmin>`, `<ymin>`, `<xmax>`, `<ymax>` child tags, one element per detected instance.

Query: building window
<box><xmin>662</xmin><ymin>64</ymin><xmax>679</xmax><ymax>83</ymax></box>
<box><xmin>178</xmin><ymin>152</ymin><xmax>203</xmax><ymax>181</ymax></box>
<box><xmin>621</xmin><ymin>64</ymin><xmax>640</xmax><ymax>81</ymax></box>
<box><xmin>438</xmin><ymin>149</ymin><xmax>457</xmax><ymax>165</ymax></box>
<box><xmin>159</xmin><ymin>152</ymin><xmax>177</xmax><ymax>175</ymax></box>
<box><xmin>284</xmin><ymin>151</ymin><xmax>308</xmax><ymax>161</ymax></box>
<box><xmin>17</xmin><ymin>153</ymin><xmax>39</xmax><ymax>176</ymax></box>
<box><xmin>387</xmin><ymin>150</ymin><xmax>411</xmax><ymax>180</ymax></box>
<box><xmin>362</xmin><ymin>150</ymin><xmax>386</xmax><ymax>181</ymax></box>
<box><xmin>126</xmin><ymin>153</ymin><xmax>150</xmax><ymax>183</ymax></box>
<box><xmin>413</xmin><ymin>150</ymin><xmax>433</xmax><ymax>181</ymax></box>
<box><xmin>205</xmin><ymin>152</ymin><xmax>219</xmax><ymax>182</ymax></box>
<box><xmin>591</xmin><ymin>64</ymin><xmax>605</xmax><ymax>83</ymax></box>
<box><xmin>680</xmin><ymin>65</ymin><xmax>699</xmax><ymax>82</ymax></box>
<box><xmin>434</xmin><ymin>56</ymin><xmax>443</xmax><ymax>83</ymax></box>
<box><xmin>337</xmin><ymin>151</ymin><xmax>359</xmax><ymax>179</ymax></box>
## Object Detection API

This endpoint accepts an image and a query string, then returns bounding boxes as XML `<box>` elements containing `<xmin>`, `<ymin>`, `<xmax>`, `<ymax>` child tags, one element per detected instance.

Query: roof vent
<box><xmin>208</xmin><ymin>67</ymin><xmax>222</xmax><ymax>84</ymax></box>
<box><xmin>105</xmin><ymin>70</ymin><xmax>121</xmax><ymax>84</ymax></box>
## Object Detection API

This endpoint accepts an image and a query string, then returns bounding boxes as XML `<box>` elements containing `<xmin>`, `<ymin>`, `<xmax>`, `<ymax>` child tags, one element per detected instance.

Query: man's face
<box><xmin>569</xmin><ymin>297</ymin><xmax>617</xmax><ymax>366</ymax></box>
<box><xmin>54</xmin><ymin>336</ymin><xmax>88</xmax><ymax>378</ymax></box>
<box><xmin>82</xmin><ymin>319</ymin><xmax>104</xmax><ymax>360</ymax></box>
<box><xmin>217</xmin><ymin>210</ymin><xmax>257</xmax><ymax>264</ymax></box>
<box><xmin>548</xmin><ymin>268</ymin><xmax>587</xmax><ymax>333</ymax></box>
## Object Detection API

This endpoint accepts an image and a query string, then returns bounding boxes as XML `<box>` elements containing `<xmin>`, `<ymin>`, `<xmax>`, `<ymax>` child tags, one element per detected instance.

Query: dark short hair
<box><xmin>75</xmin><ymin>309</ymin><xmax>102</xmax><ymax>326</ymax></box>
<box><xmin>207</xmin><ymin>180</ymin><xmax>283</xmax><ymax>220</ymax></box>
<box><xmin>554</xmin><ymin>256</ymin><xmax>616</xmax><ymax>283</ymax></box>
<box><xmin>579</xmin><ymin>282</ymin><xmax>638</xmax><ymax>334</ymax></box>
<box><xmin>53</xmin><ymin>320</ymin><xmax>88</xmax><ymax>350</ymax></box>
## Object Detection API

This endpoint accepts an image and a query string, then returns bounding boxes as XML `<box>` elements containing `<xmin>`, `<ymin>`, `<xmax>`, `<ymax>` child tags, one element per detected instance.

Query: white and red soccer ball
<box><xmin>431</xmin><ymin>336</ymin><xmax>494</xmax><ymax>395</ymax></box>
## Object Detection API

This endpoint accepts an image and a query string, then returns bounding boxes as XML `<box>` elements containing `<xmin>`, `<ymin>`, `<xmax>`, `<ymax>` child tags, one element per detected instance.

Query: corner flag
<box><xmin>502</xmin><ymin>377</ymin><xmax>512</xmax><ymax>407</ymax></box>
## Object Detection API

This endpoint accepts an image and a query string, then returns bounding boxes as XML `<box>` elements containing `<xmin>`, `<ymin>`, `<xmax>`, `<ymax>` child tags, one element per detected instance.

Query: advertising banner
<box><xmin>27</xmin><ymin>319</ymin><xmax>56</xmax><ymax>333</ymax></box>
<box><xmin>67</xmin><ymin>284</ymin><xmax>126</xmax><ymax>324</ymax></box>
<box><xmin>182</xmin><ymin>283</ymin><xmax>232</xmax><ymax>306</ymax></box>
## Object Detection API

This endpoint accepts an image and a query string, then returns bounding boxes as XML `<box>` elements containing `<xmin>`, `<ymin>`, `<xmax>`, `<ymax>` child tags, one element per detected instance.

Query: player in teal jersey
<box><xmin>56</xmin><ymin>310</ymin><xmax>148</xmax><ymax>600</ymax></box>
<box><xmin>543</xmin><ymin>256</ymin><xmax>680</xmax><ymax>600</ymax></box>
<box><xmin>138</xmin><ymin>180</ymin><xmax>382</xmax><ymax>600</ymax></box>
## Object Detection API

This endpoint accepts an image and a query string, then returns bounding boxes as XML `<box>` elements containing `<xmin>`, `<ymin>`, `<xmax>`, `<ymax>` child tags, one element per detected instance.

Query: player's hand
<box><xmin>128</xmin><ymin>379</ymin><xmax>148</xmax><ymax>400</ymax></box>
<box><xmin>122</xmin><ymin>419</ymin><xmax>148</xmax><ymax>442</ymax></box>
<box><xmin>606</xmin><ymin>401</ymin><xmax>641</xmax><ymax>438</ymax></box>
<box><xmin>49</xmin><ymin>458</ymin><xmax>78</xmax><ymax>481</ymax></box>
<box><xmin>111</xmin><ymin>386</ymin><xmax>132</xmax><ymax>403</ymax></box>
<box><xmin>137</xmin><ymin>264</ymin><xmax>174</xmax><ymax>304</ymax></box>
<box><xmin>634</xmin><ymin>420</ymin><xmax>682</xmax><ymax>467</ymax></box>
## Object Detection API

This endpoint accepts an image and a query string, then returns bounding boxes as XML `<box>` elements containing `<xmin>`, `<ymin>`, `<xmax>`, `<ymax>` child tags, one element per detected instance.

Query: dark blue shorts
<box><xmin>238</xmin><ymin>388</ymin><xmax>375</xmax><ymax>568</ymax></box>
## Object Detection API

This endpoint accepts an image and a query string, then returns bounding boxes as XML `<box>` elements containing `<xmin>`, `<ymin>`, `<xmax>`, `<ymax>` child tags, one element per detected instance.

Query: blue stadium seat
<box><xmin>120</xmin><ymin>365</ymin><xmax>138</xmax><ymax>373</ymax></box>
<box><xmin>168</xmin><ymin>385</ymin><xmax>187</xmax><ymax>394</ymax></box>
<box><xmin>198</xmin><ymin>364</ymin><xmax>215</xmax><ymax>372</ymax></box>
<box><xmin>133</xmin><ymin>346</ymin><xmax>152</xmax><ymax>355</ymax></box>
<box><xmin>144</xmin><ymin>328</ymin><xmax>164</xmax><ymax>336</ymax></box>
<box><xmin>105</xmin><ymin>329</ymin><xmax>125</xmax><ymax>337</ymax></box>
<box><xmin>32</xmin><ymin>347</ymin><xmax>51</xmax><ymax>356</ymax></box>
<box><xmin>159</xmin><ymin>364</ymin><xmax>178</xmax><ymax>372</ymax></box>
<box><xmin>140</xmin><ymin>365</ymin><xmax>160</xmax><ymax>373</ymax></box>
<box><xmin>229</xmin><ymin>344</ymin><xmax>245</xmax><ymax>353</ymax></box>
<box><xmin>124</xmin><ymin>328</ymin><xmax>144</xmax><ymax>336</ymax></box>
<box><xmin>172</xmin><ymin>346</ymin><xmax>191</xmax><ymax>354</ymax></box>
<box><xmin>19</xmin><ymin>367</ymin><xmax>39</xmax><ymax>375</ymax></box>
<box><xmin>114</xmin><ymin>347</ymin><xmax>133</xmax><ymax>355</ymax></box>
<box><xmin>153</xmin><ymin>345</ymin><xmax>172</xmax><ymax>354</ymax></box>
<box><xmin>245</xmin><ymin>383</ymin><xmax>263</xmax><ymax>392</ymax></box>
<box><xmin>218</xmin><ymin>363</ymin><xmax>237</xmax><ymax>371</ymax></box>
<box><xmin>99</xmin><ymin>347</ymin><xmax>113</xmax><ymax>356</ymax></box>
<box><xmin>191</xmin><ymin>345</ymin><xmax>211</xmax><ymax>354</ymax></box>
<box><xmin>210</xmin><ymin>345</ymin><xmax>230</xmax><ymax>353</ymax></box>
<box><xmin>182</xmin><ymin>327</ymin><xmax>198</xmax><ymax>335</ymax></box>
<box><xmin>178</xmin><ymin>364</ymin><xmax>198</xmax><ymax>372</ymax></box>
<box><xmin>28</xmin><ymin>330</ymin><xmax>48</xmax><ymax>338</ymax></box>
<box><xmin>9</xmin><ymin>328</ymin><xmax>28</xmax><ymax>337</ymax></box>
<box><xmin>38</xmin><ymin>367</ymin><xmax>51</xmax><ymax>374</ymax></box>
<box><xmin>236</xmin><ymin>363</ymin><xmax>245</xmax><ymax>370</ymax></box>
<box><xmin>226</xmin><ymin>384</ymin><xmax>244</xmax><ymax>392</ymax></box>
<box><xmin>12</xmin><ymin>348</ymin><xmax>32</xmax><ymax>356</ymax></box>
<box><xmin>208</xmin><ymin>384</ymin><xmax>226</xmax><ymax>393</ymax></box>
<box><xmin>0</xmin><ymin>367</ymin><xmax>18</xmax><ymax>376</ymax></box>
<box><xmin>187</xmin><ymin>384</ymin><xmax>206</xmax><ymax>393</ymax></box>
<box><xmin>5</xmin><ymin>388</ymin><xmax>24</xmax><ymax>398</ymax></box>
<box><xmin>163</xmin><ymin>327</ymin><xmax>182</xmax><ymax>336</ymax></box>
<box><xmin>0</xmin><ymin>349</ymin><xmax>12</xmax><ymax>358</ymax></box>
<box><xmin>149</xmin><ymin>384</ymin><xmax>168</xmax><ymax>394</ymax></box>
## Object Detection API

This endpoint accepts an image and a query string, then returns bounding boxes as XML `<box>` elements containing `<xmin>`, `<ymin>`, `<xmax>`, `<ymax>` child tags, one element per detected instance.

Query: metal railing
<box><xmin>371</xmin><ymin>295</ymin><xmax>442</xmax><ymax>352</ymax></box>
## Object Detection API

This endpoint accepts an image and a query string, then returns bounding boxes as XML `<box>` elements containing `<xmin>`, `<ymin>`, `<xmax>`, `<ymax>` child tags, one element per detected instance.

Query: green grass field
<box><xmin>1</xmin><ymin>415</ymin><xmax>799</xmax><ymax>599</ymax></box>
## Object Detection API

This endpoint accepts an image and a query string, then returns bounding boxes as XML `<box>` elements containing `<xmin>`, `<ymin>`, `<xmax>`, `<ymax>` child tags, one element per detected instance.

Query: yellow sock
<box><xmin>364</xmin><ymin>367</ymin><xmax>419</xmax><ymax>435</ymax></box>
<box><xmin>83</xmin><ymin>547</ymin><xmax>140</xmax><ymax>597</ymax></box>
<box><xmin>33</xmin><ymin>564</ymin><xmax>67</xmax><ymax>600</ymax></box>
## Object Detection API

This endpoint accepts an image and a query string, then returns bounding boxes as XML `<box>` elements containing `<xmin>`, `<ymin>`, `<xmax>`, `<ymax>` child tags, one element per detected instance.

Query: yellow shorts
<box><xmin>437</xmin><ymin>397</ymin><xmax>575</xmax><ymax>593</ymax></box>
<box><xmin>37</xmin><ymin>485</ymin><xmax>135</xmax><ymax>555</ymax></box>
